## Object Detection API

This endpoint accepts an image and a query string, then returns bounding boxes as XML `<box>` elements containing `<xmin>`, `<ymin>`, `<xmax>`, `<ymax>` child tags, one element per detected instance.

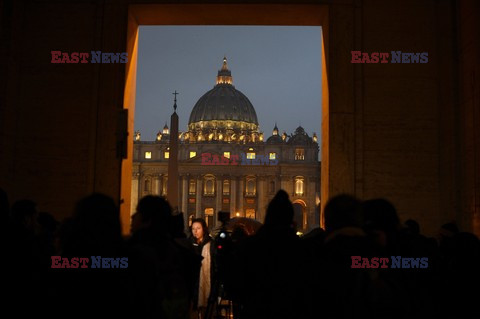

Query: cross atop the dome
<box><xmin>172</xmin><ymin>90</ymin><xmax>179</xmax><ymax>111</ymax></box>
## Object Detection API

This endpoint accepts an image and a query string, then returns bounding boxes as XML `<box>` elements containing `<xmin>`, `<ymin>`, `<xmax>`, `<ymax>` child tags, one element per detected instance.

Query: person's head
<box><xmin>362</xmin><ymin>198</ymin><xmax>399</xmax><ymax>233</ymax></box>
<box><xmin>264</xmin><ymin>190</ymin><xmax>294</xmax><ymax>230</ymax></box>
<box><xmin>324</xmin><ymin>194</ymin><xmax>362</xmax><ymax>233</ymax></box>
<box><xmin>135</xmin><ymin>195</ymin><xmax>172</xmax><ymax>234</ymax></box>
<box><xmin>130</xmin><ymin>212</ymin><xmax>142</xmax><ymax>234</ymax></box>
<box><xmin>73</xmin><ymin>193</ymin><xmax>122</xmax><ymax>246</ymax></box>
<box><xmin>11</xmin><ymin>199</ymin><xmax>38</xmax><ymax>231</ymax></box>
<box><xmin>439</xmin><ymin>222</ymin><xmax>459</xmax><ymax>237</ymax></box>
<box><xmin>404</xmin><ymin>219</ymin><xmax>420</xmax><ymax>235</ymax></box>
<box><xmin>37</xmin><ymin>211</ymin><xmax>58</xmax><ymax>234</ymax></box>
<box><xmin>0</xmin><ymin>188</ymin><xmax>9</xmax><ymax>222</ymax></box>
<box><xmin>191</xmin><ymin>218</ymin><xmax>208</xmax><ymax>243</ymax></box>
<box><xmin>362</xmin><ymin>198</ymin><xmax>399</xmax><ymax>247</ymax></box>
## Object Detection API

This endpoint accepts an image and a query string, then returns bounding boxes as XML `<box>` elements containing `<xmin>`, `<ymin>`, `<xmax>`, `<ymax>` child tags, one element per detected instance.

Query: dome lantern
<box><xmin>216</xmin><ymin>56</ymin><xmax>233</xmax><ymax>85</ymax></box>
<box><xmin>273</xmin><ymin>123</ymin><xmax>279</xmax><ymax>136</ymax></box>
<box><xmin>163</xmin><ymin>123</ymin><xmax>169</xmax><ymax>135</ymax></box>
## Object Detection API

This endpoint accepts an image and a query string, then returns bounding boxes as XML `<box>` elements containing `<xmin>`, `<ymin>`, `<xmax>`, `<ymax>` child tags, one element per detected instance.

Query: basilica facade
<box><xmin>132</xmin><ymin>58</ymin><xmax>320</xmax><ymax>232</ymax></box>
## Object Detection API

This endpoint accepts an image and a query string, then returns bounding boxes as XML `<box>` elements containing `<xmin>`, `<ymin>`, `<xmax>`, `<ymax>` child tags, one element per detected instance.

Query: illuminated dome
<box><xmin>187</xmin><ymin>57</ymin><xmax>260</xmax><ymax>143</ymax></box>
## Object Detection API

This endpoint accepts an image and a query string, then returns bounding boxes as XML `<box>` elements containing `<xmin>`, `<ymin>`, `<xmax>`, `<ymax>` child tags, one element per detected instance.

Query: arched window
<box><xmin>294</xmin><ymin>177</ymin><xmax>304</xmax><ymax>196</ymax></box>
<box><xmin>295</xmin><ymin>148</ymin><xmax>305</xmax><ymax>160</ymax></box>
<box><xmin>246</xmin><ymin>177</ymin><xmax>256</xmax><ymax>196</ymax></box>
<box><xmin>204</xmin><ymin>175</ymin><xmax>215</xmax><ymax>195</ymax></box>
<box><xmin>223</xmin><ymin>180</ymin><xmax>230</xmax><ymax>195</ymax></box>
<box><xmin>144</xmin><ymin>179</ymin><xmax>150</xmax><ymax>192</ymax></box>
<box><xmin>189</xmin><ymin>179</ymin><xmax>196</xmax><ymax>195</ymax></box>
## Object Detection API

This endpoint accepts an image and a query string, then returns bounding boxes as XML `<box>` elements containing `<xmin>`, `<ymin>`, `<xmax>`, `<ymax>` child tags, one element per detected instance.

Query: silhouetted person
<box><xmin>362</xmin><ymin>198</ymin><xmax>400</xmax><ymax>252</ymax></box>
<box><xmin>55</xmin><ymin>193</ymin><xmax>131</xmax><ymax>317</ymax></box>
<box><xmin>311</xmin><ymin>194</ymin><xmax>384</xmax><ymax>319</ymax></box>
<box><xmin>404</xmin><ymin>219</ymin><xmax>420</xmax><ymax>235</ymax></box>
<box><xmin>439</xmin><ymin>231</ymin><xmax>480</xmax><ymax>318</ymax></box>
<box><xmin>11</xmin><ymin>199</ymin><xmax>39</xmax><ymax>235</ymax></box>
<box><xmin>7</xmin><ymin>199</ymin><xmax>38</xmax><ymax>314</ymax></box>
<box><xmin>362</xmin><ymin>199</ymin><xmax>437</xmax><ymax>318</ymax></box>
<box><xmin>63</xmin><ymin>193</ymin><xmax>123</xmax><ymax>255</ymax></box>
<box><xmin>233</xmin><ymin>190</ymin><xmax>299</xmax><ymax>319</ymax></box>
<box><xmin>36</xmin><ymin>211</ymin><xmax>58</xmax><ymax>267</ymax></box>
<box><xmin>437</xmin><ymin>221</ymin><xmax>459</xmax><ymax>257</ymax></box>
<box><xmin>0</xmin><ymin>187</ymin><xmax>9</xmax><ymax>228</ymax></box>
<box><xmin>128</xmin><ymin>195</ymin><xmax>199</xmax><ymax>319</ymax></box>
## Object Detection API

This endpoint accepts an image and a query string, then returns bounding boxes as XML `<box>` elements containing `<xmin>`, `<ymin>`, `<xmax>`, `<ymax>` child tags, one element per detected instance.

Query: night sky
<box><xmin>134</xmin><ymin>26</ymin><xmax>322</xmax><ymax>147</ymax></box>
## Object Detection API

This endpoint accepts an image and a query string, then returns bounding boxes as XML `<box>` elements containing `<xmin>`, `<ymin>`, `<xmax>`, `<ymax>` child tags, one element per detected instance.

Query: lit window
<box><xmin>189</xmin><ymin>179</ymin><xmax>196</xmax><ymax>195</ymax></box>
<box><xmin>269</xmin><ymin>152</ymin><xmax>276</xmax><ymax>160</ymax></box>
<box><xmin>204</xmin><ymin>175</ymin><xmax>215</xmax><ymax>195</ymax></box>
<box><xmin>223</xmin><ymin>180</ymin><xmax>230</xmax><ymax>195</ymax></box>
<box><xmin>246</xmin><ymin>177</ymin><xmax>256</xmax><ymax>196</ymax></box>
<box><xmin>295</xmin><ymin>177</ymin><xmax>304</xmax><ymax>196</ymax></box>
<box><xmin>204</xmin><ymin>208</ymin><xmax>214</xmax><ymax>227</ymax></box>
<box><xmin>246</xmin><ymin>152</ymin><xmax>255</xmax><ymax>159</ymax></box>
<box><xmin>164</xmin><ymin>148</ymin><xmax>170</xmax><ymax>159</ymax></box>
<box><xmin>246</xmin><ymin>209</ymin><xmax>256</xmax><ymax>219</ymax></box>
<box><xmin>190</xmin><ymin>151</ymin><xmax>196</xmax><ymax>158</ymax></box>
<box><xmin>223</xmin><ymin>152</ymin><xmax>230</xmax><ymax>159</ymax></box>
<box><xmin>295</xmin><ymin>148</ymin><xmax>305</xmax><ymax>160</ymax></box>
<box><xmin>145</xmin><ymin>151</ymin><xmax>152</xmax><ymax>159</ymax></box>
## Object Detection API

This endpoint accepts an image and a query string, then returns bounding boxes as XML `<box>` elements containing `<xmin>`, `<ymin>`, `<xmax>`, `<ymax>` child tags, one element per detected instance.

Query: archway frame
<box><xmin>121</xmin><ymin>4</ymin><xmax>329</xmax><ymax>234</ymax></box>
<box><xmin>292</xmin><ymin>199</ymin><xmax>308</xmax><ymax>230</ymax></box>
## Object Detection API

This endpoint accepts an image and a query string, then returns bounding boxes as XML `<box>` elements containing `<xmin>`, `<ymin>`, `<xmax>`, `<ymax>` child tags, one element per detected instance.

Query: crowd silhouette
<box><xmin>2</xmin><ymin>186</ymin><xmax>480</xmax><ymax>319</ymax></box>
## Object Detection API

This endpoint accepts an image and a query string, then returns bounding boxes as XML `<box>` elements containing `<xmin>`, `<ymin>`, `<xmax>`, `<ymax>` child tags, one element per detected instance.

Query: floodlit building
<box><xmin>132</xmin><ymin>58</ymin><xmax>320</xmax><ymax>231</ymax></box>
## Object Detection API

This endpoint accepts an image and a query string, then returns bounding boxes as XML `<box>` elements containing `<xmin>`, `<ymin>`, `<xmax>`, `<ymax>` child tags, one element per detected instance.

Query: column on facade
<box><xmin>238</xmin><ymin>177</ymin><xmax>244</xmax><ymax>216</ymax></box>
<box><xmin>215</xmin><ymin>178</ymin><xmax>222</xmax><ymax>227</ymax></box>
<box><xmin>153</xmin><ymin>174</ymin><xmax>161</xmax><ymax>195</ymax></box>
<box><xmin>181</xmin><ymin>175</ymin><xmax>188</xmax><ymax>228</ymax></box>
<box><xmin>257</xmin><ymin>177</ymin><xmax>265</xmax><ymax>222</ymax></box>
<box><xmin>131</xmin><ymin>173</ymin><xmax>139</xmax><ymax>215</ymax></box>
<box><xmin>196</xmin><ymin>176</ymin><xmax>202</xmax><ymax>218</ymax></box>
<box><xmin>138</xmin><ymin>172</ymin><xmax>143</xmax><ymax>202</ymax></box>
<box><xmin>161</xmin><ymin>175</ymin><xmax>167</xmax><ymax>196</ymax></box>
<box><xmin>230</xmin><ymin>177</ymin><xmax>237</xmax><ymax>216</ymax></box>
<box><xmin>280</xmin><ymin>175</ymin><xmax>290</xmax><ymax>196</ymax></box>
<box><xmin>307</xmin><ymin>177</ymin><xmax>317</xmax><ymax>230</ymax></box>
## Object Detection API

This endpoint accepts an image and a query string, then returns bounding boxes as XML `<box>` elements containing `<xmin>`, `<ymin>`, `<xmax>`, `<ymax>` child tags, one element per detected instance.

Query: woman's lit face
<box><xmin>192</xmin><ymin>222</ymin><xmax>204</xmax><ymax>241</ymax></box>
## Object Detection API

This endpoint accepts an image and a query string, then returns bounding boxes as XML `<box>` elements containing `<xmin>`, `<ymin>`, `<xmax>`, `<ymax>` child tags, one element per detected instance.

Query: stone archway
<box><xmin>121</xmin><ymin>4</ymin><xmax>329</xmax><ymax>234</ymax></box>
<box><xmin>293</xmin><ymin>199</ymin><xmax>307</xmax><ymax>233</ymax></box>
